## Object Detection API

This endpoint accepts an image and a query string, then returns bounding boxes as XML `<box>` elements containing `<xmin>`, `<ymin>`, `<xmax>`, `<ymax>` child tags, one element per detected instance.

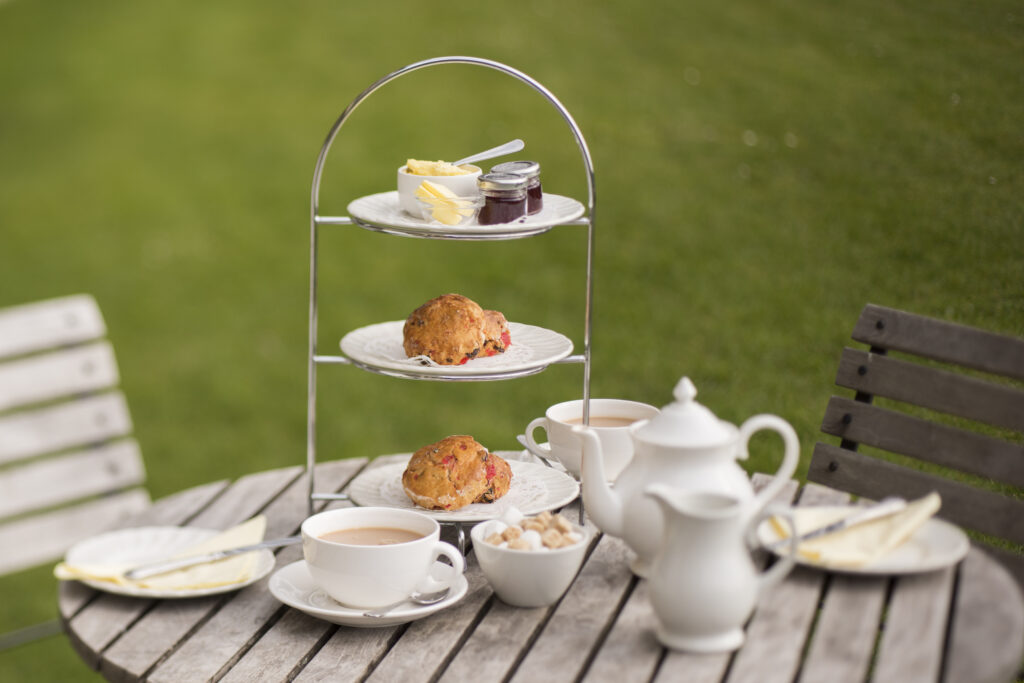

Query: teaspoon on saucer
<box><xmin>362</xmin><ymin>587</ymin><xmax>451</xmax><ymax>618</ymax></box>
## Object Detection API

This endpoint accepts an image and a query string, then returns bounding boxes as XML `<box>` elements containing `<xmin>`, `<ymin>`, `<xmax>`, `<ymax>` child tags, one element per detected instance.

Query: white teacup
<box><xmin>301</xmin><ymin>507</ymin><xmax>465</xmax><ymax>609</ymax></box>
<box><xmin>523</xmin><ymin>399</ymin><xmax>660</xmax><ymax>479</ymax></box>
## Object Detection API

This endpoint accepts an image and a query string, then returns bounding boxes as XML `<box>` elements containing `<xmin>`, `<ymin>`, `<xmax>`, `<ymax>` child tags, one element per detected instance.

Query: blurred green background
<box><xmin>1</xmin><ymin>0</ymin><xmax>1021</xmax><ymax>677</ymax></box>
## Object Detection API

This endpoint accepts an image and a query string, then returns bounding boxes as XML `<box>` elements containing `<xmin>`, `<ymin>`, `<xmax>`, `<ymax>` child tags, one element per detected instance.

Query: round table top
<box><xmin>58</xmin><ymin>457</ymin><xmax>1024</xmax><ymax>683</ymax></box>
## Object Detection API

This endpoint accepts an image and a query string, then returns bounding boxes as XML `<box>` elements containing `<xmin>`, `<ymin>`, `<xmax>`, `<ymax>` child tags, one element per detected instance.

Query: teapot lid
<box><xmin>636</xmin><ymin>377</ymin><xmax>735</xmax><ymax>447</ymax></box>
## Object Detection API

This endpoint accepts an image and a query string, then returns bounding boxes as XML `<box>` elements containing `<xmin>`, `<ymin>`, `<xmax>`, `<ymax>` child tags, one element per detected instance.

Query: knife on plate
<box><xmin>123</xmin><ymin>535</ymin><xmax>302</xmax><ymax>580</ymax></box>
<box><xmin>765</xmin><ymin>497</ymin><xmax>907</xmax><ymax>551</ymax></box>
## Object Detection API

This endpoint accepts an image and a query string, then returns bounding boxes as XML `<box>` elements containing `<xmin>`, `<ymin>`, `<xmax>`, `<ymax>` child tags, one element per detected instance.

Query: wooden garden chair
<box><xmin>807</xmin><ymin>303</ymin><xmax>1024</xmax><ymax>585</ymax></box>
<box><xmin>0</xmin><ymin>294</ymin><xmax>149</xmax><ymax>650</ymax></box>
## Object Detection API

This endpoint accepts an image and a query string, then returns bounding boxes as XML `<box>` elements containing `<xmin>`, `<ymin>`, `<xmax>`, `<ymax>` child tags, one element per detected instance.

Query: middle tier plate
<box><xmin>347</xmin><ymin>454</ymin><xmax>580</xmax><ymax>523</ymax></box>
<box><xmin>339</xmin><ymin>321</ymin><xmax>573</xmax><ymax>379</ymax></box>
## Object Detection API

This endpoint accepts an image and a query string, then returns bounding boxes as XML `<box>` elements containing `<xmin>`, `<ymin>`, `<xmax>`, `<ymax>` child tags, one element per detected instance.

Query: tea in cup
<box><xmin>523</xmin><ymin>399</ymin><xmax>659</xmax><ymax>479</ymax></box>
<box><xmin>301</xmin><ymin>506</ymin><xmax>464</xmax><ymax>609</ymax></box>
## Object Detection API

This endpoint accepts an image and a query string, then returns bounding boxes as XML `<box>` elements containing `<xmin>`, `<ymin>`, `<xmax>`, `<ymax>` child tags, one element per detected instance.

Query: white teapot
<box><xmin>574</xmin><ymin>376</ymin><xmax>799</xmax><ymax>576</ymax></box>
<box><xmin>644</xmin><ymin>485</ymin><xmax>797</xmax><ymax>652</ymax></box>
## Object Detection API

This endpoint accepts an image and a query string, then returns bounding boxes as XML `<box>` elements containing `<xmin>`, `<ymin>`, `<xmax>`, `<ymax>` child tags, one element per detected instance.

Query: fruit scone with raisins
<box><xmin>402</xmin><ymin>435</ymin><xmax>512</xmax><ymax>511</ymax></box>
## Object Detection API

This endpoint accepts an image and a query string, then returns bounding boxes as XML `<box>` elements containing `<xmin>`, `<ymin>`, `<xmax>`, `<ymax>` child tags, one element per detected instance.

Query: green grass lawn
<box><xmin>1</xmin><ymin>0</ymin><xmax>1022</xmax><ymax>677</ymax></box>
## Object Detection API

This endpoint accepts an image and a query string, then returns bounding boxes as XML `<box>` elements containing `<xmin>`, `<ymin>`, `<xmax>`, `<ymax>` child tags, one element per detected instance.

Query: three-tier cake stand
<box><xmin>304</xmin><ymin>56</ymin><xmax>595</xmax><ymax>519</ymax></box>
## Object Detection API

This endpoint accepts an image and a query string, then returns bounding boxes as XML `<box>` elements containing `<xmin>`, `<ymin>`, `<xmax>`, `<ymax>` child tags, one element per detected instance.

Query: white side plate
<box><xmin>756</xmin><ymin>507</ymin><xmax>970</xmax><ymax>575</ymax></box>
<box><xmin>62</xmin><ymin>526</ymin><xmax>276</xmax><ymax>598</ymax></box>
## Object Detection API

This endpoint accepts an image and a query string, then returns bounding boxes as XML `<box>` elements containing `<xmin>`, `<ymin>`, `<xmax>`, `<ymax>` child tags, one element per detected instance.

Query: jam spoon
<box><xmin>451</xmin><ymin>139</ymin><xmax>524</xmax><ymax>167</ymax></box>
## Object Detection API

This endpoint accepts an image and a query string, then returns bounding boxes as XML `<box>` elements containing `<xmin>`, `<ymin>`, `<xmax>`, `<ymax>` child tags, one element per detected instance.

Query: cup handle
<box><xmin>739</xmin><ymin>414</ymin><xmax>800</xmax><ymax>510</ymax></box>
<box><xmin>422</xmin><ymin>541</ymin><xmax>465</xmax><ymax>593</ymax></box>
<box><xmin>523</xmin><ymin>417</ymin><xmax>552</xmax><ymax>459</ymax></box>
<box><xmin>748</xmin><ymin>506</ymin><xmax>798</xmax><ymax>593</ymax></box>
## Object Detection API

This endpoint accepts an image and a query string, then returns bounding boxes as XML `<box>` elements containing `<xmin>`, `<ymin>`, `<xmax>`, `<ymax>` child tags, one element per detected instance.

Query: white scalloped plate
<box><xmin>347</xmin><ymin>191</ymin><xmax>585</xmax><ymax>238</ymax></box>
<box><xmin>348</xmin><ymin>454</ymin><xmax>580</xmax><ymax>522</ymax></box>
<box><xmin>340</xmin><ymin>321</ymin><xmax>573</xmax><ymax>378</ymax></box>
<box><xmin>62</xmin><ymin>527</ymin><xmax>276</xmax><ymax>598</ymax></box>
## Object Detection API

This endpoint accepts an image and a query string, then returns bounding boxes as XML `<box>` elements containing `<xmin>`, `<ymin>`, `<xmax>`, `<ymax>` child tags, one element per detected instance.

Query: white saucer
<box><xmin>269</xmin><ymin>560</ymin><xmax>468</xmax><ymax>628</ymax></box>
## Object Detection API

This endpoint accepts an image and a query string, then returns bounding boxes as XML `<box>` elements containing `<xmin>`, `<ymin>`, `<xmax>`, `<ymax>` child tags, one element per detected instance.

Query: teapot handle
<box><xmin>746</xmin><ymin>506</ymin><xmax>798</xmax><ymax>592</ymax></box>
<box><xmin>739</xmin><ymin>415</ymin><xmax>800</xmax><ymax>510</ymax></box>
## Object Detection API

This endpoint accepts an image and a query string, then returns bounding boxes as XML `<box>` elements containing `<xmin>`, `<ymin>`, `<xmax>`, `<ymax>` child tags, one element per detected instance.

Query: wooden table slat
<box><xmin>944</xmin><ymin>547</ymin><xmax>1024</xmax><ymax>683</ymax></box>
<box><xmin>872</xmin><ymin>569</ymin><xmax>955</xmax><ymax>683</ymax></box>
<box><xmin>509</xmin><ymin>533</ymin><xmax>635</xmax><ymax>683</ymax></box>
<box><xmin>724</xmin><ymin>482</ymin><xmax>844</xmax><ymax>683</ymax></box>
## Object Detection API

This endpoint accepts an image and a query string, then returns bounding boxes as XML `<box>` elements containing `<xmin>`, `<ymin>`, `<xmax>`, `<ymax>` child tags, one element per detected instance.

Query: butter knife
<box><xmin>123</xmin><ymin>535</ymin><xmax>302</xmax><ymax>580</ymax></box>
<box><xmin>766</xmin><ymin>497</ymin><xmax>907</xmax><ymax>551</ymax></box>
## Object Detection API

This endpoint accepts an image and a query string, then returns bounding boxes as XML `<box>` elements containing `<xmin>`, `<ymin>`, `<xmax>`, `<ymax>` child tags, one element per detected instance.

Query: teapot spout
<box><xmin>573</xmin><ymin>425</ymin><xmax>624</xmax><ymax>538</ymax></box>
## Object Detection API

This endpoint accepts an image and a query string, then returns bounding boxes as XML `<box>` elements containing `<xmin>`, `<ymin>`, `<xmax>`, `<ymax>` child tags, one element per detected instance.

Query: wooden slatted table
<box><xmin>58</xmin><ymin>456</ymin><xmax>1024</xmax><ymax>683</ymax></box>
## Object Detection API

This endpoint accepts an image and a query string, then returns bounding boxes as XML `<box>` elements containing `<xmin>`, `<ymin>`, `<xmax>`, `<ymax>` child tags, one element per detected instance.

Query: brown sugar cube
<box><xmin>485</xmin><ymin>532</ymin><xmax>505</xmax><ymax>546</ymax></box>
<box><xmin>508</xmin><ymin>538</ymin><xmax>531</xmax><ymax>550</ymax></box>
<box><xmin>541</xmin><ymin>529</ymin><xmax>567</xmax><ymax>549</ymax></box>
<box><xmin>552</xmin><ymin>515</ymin><xmax>573</xmax><ymax>534</ymax></box>
<box><xmin>502</xmin><ymin>526</ymin><xmax>523</xmax><ymax>542</ymax></box>
<box><xmin>535</xmin><ymin>511</ymin><xmax>554</xmax><ymax>527</ymax></box>
<box><xmin>522</xmin><ymin>520</ymin><xmax>546</xmax><ymax>533</ymax></box>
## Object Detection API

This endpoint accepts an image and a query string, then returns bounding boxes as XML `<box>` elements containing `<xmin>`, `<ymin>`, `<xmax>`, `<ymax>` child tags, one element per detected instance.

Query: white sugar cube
<box><xmin>502</xmin><ymin>506</ymin><xmax>524</xmax><ymax>527</ymax></box>
<box><xmin>520</xmin><ymin>529</ymin><xmax>542</xmax><ymax>550</ymax></box>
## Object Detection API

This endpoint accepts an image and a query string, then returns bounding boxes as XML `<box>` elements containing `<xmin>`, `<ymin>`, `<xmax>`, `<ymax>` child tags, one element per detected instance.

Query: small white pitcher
<box><xmin>644</xmin><ymin>485</ymin><xmax>797</xmax><ymax>653</ymax></box>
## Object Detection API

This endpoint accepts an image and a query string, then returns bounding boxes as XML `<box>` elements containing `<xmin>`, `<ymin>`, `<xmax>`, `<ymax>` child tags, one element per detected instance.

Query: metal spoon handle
<box><xmin>124</xmin><ymin>535</ymin><xmax>302</xmax><ymax>580</ymax></box>
<box><xmin>362</xmin><ymin>589</ymin><xmax>449</xmax><ymax>618</ymax></box>
<box><xmin>452</xmin><ymin>139</ymin><xmax>524</xmax><ymax>167</ymax></box>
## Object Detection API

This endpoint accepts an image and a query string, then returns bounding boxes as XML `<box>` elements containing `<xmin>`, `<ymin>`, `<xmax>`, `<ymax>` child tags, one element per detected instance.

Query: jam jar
<box><xmin>476</xmin><ymin>173</ymin><xmax>528</xmax><ymax>225</ymax></box>
<box><xmin>490</xmin><ymin>160</ymin><xmax>542</xmax><ymax>214</ymax></box>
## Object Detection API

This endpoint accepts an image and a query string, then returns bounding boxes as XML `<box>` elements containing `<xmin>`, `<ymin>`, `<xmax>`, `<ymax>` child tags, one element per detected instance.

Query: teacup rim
<box><xmin>302</xmin><ymin>506</ymin><xmax>439</xmax><ymax>547</ymax></box>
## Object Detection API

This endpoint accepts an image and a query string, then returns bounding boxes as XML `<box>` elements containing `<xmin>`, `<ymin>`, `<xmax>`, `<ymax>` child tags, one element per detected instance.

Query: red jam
<box><xmin>476</xmin><ymin>172</ymin><xmax>528</xmax><ymax>225</ymax></box>
<box><xmin>478</xmin><ymin>195</ymin><xmax>527</xmax><ymax>225</ymax></box>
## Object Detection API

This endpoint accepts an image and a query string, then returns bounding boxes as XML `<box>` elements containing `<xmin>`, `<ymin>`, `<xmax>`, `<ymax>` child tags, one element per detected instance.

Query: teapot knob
<box><xmin>673</xmin><ymin>377</ymin><xmax>698</xmax><ymax>404</ymax></box>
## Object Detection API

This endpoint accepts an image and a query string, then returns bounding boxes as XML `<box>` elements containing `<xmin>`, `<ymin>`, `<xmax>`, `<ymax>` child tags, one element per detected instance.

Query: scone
<box><xmin>403</xmin><ymin>294</ymin><xmax>487</xmax><ymax>366</ymax></box>
<box><xmin>402</xmin><ymin>435</ymin><xmax>512</xmax><ymax>510</ymax></box>
<box><xmin>402</xmin><ymin>294</ymin><xmax>511</xmax><ymax>366</ymax></box>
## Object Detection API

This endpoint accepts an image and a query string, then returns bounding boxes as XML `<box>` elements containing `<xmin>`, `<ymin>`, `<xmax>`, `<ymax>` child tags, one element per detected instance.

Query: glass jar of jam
<box><xmin>490</xmin><ymin>160</ymin><xmax>542</xmax><ymax>214</ymax></box>
<box><xmin>476</xmin><ymin>173</ymin><xmax>528</xmax><ymax>225</ymax></box>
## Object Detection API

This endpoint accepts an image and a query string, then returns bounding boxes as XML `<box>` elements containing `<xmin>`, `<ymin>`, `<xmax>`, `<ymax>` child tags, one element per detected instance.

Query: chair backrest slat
<box><xmin>0</xmin><ymin>489</ymin><xmax>150</xmax><ymax>575</ymax></box>
<box><xmin>0</xmin><ymin>392</ymin><xmax>133</xmax><ymax>464</ymax></box>
<box><xmin>821</xmin><ymin>396</ymin><xmax>1024</xmax><ymax>487</ymax></box>
<box><xmin>0</xmin><ymin>342</ymin><xmax>120</xmax><ymax>412</ymax></box>
<box><xmin>853</xmin><ymin>304</ymin><xmax>1024</xmax><ymax>381</ymax></box>
<box><xmin>0</xmin><ymin>295</ymin><xmax>106</xmax><ymax>360</ymax></box>
<box><xmin>0</xmin><ymin>439</ymin><xmax>145</xmax><ymax>519</ymax></box>
<box><xmin>809</xmin><ymin>443</ymin><xmax>1024</xmax><ymax>545</ymax></box>
<box><xmin>836</xmin><ymin>347</ymin><xmax>1024</xmax><ymax>432</ymax></box>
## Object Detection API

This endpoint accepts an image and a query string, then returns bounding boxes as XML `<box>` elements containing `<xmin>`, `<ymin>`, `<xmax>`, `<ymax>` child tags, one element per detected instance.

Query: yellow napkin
<box><xmin>54</xmin><ymin>515</ymin><xmax>266</xmax><ymax>590</ymax></box>
<box><xmin>770</xmin><ymin>493</ymin><xmax>941</xmax><ymax>567</ymax></box>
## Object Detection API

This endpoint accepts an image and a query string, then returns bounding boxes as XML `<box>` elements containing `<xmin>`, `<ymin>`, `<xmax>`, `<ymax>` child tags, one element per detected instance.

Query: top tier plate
<box><xmin>346</xmin><ymin>191</ymin><xmax>586</xmax><ymax>239</ymax></box>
